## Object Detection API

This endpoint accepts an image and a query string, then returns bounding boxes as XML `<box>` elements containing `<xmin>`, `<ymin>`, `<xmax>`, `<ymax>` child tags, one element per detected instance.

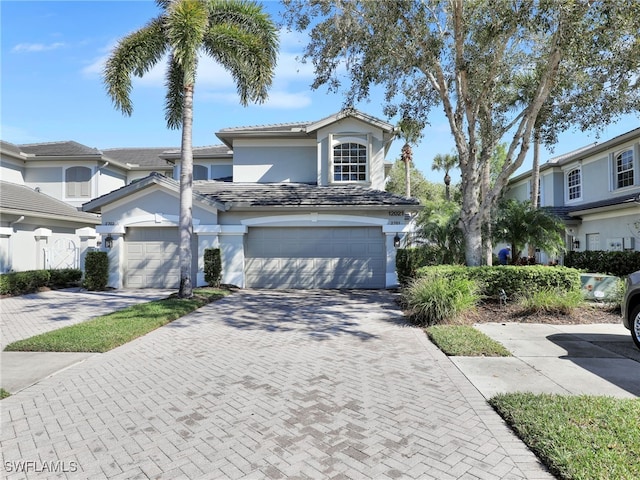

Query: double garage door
<box><xmin>245</xmin><ymin>227</ymin><xmax>385</xmax><ymax>289</ymax></box>
<box><xmin>125</xmin><ymin>228</ymin><xmax>180</xmax><ymax>288</ymax></box>
<box><xmin>124</xmin><ymin>226</ymin><xmax>385</xmax><ymax>289</ymax></box>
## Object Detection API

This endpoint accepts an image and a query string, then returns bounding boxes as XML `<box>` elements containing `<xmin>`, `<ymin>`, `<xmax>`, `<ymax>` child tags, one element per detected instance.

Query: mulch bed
<box><xmin>466</xmin><ymin>300</ymin><xmax>622</xmax><ymax>325</ymax></box>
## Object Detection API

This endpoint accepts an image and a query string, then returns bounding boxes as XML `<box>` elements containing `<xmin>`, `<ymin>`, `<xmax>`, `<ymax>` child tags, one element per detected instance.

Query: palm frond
<box><xmin>164</xmin><ymin>57</ymin><xmax>185</xmax><ymax>129</ymax></box>
<box><xmin>103</xmin><ymin>18</ymin><xmax>167</xmax><ymax>116</ymax></box>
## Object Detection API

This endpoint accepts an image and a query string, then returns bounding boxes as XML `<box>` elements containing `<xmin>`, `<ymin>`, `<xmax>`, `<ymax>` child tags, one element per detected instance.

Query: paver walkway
<box><xmin>0</xmin><ymin>288</ymin><xmax>173</xmax><ymax>349</ymax></box>
<box><xmin>0</xmin><ymin>290</ymin><xmax>553</xmax><ymax>479</ymax></box>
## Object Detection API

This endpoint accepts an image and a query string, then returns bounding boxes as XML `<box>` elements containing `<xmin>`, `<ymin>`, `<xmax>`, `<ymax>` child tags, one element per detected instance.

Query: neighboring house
<box><xmin>0</xmin><ymin>180</ymin><xmax>101</xmax><ymax>272</ymax></box>
<box><xmin>506</xmin><ymin>127</ymin><xmax>640</xmax><ymax>263</ymax></box>
<box><xmin>82</xmin><ymin>109</ymin><xmax>421</xmax><ymax>289</ymax></box>
<box><xmin>0</xmin><ymin>140</ymin><xmax>171</xmax><ymax>273</ymax></box>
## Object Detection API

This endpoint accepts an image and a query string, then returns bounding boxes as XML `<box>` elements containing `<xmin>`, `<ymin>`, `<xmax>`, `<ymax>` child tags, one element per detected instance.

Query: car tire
<box><xmin>629</xmin><ymin>304</ymin><xmax>640</xmax><ymax>349</ymax></box>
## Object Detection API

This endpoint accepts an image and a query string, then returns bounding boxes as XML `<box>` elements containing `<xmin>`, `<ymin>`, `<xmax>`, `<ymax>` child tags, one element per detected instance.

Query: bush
<box><xmin>403</xmin><ymin>275</ymin><xmax>480</xmax><ymax>326</ymax></box>
<box><xmin>414</xmin><ymin>265</ymin><xmax>581</xmax><ymax>300</ymax></box>
<box><xmin>204</xmin><ymin>248</ymin><xmax>222</xmax><ymax>287</ymax></box>
<box><xmin>565</xmin><ymin>250</ymin><xmax>640</xmax><ymax>277</ymax></box>
<box><xmin>84</xmin><ymin>251</ymin><xmax>109</xmax><ymax>291</ymax></box>
<box><xmin>0</xmin><ymin>270</ymin><xmax>51</xmax><ymax>296</ymax></box>
<box><xmin>48</xmin><ymin>269</ymin><xmax>82</xmax><ymax>288</ymax></box>
<box><xmin>516</xmin><ymin>288</ymin><xmax>584</xmax><ymax>315</ymax></box>
<box><xmin>396</xmin><ymin>245</ymin><xmax>442</xmax><ymax>285</ymax></box>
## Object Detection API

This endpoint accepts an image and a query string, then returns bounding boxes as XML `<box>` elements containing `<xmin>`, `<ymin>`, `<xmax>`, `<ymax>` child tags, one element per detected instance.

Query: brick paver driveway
<box><xmin>0</xmin><ymin>290</ymin><xmax>551</xmax><ymax>479</ymax></box>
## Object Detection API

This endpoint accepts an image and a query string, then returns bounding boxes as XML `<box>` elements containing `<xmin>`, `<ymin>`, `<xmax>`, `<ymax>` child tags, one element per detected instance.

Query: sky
<box><xmin>2</xmin><ymin>1</ymin><xmax>639</xmax><ymax>183</ymax></box>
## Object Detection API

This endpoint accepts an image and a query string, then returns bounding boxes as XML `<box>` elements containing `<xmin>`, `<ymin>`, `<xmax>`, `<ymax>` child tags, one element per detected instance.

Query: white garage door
<box><xmin>246</xmin><ymin>227</ymin><xmax>385</xmax><ymax>289</ymax></box>
<box><xmin>125</xmin><ymin>228</ymin><xmax>180</xmax><ymax>288</ymax></box>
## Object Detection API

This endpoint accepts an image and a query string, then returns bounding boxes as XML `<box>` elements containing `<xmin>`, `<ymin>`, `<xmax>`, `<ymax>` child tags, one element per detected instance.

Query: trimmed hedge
<box><xmin>83</xmin><ymin>251</ymin><xmax>109</xmax><ymax>291</ymax></box>
<box><xmin>396</xmin><ymin>246</ymin><xmax>442</xmax><ymax>286</ymax></box>
<box><xmin>565</xmin><ymin>250</ymin><xmax>640</xmax><ymax>277</ymax></box>
<box><xmin>414</xmin><ymin>265</ymin><xmax>582</xmax><ymax>299</ymax></box>
<box><xmin>0</xmin><ymin>268</ymin><xmax>82</xmax><ymax>296</ymax></box>
<box><xmin>204</xmin><ymin>248</ymin><xmax>222</xmax><ymax>287</ymax></box>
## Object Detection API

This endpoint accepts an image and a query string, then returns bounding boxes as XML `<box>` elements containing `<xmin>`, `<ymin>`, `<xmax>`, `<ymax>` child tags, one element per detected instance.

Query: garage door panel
<box><xmin>246</xmin><ymin>227</ymin><xmax>384</xmax><ymax>289</ymax></box>
<box><xmin>125</xmin><ymin>228</ymin><xmax>180</xmax><ymax>289</ymax></box>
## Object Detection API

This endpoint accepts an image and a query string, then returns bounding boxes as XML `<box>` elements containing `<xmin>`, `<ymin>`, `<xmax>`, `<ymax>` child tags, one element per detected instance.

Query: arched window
<box><xmin>65</xmin><ymin>166</ymin><xmax>91</xmax><ymax>197</ymax></box>
<box><xmin>567</xmin><ymin>168</ymin><xmax>581</xmax><ymax>200</ymax></box>
<box><xmin>193</xmin><ymin>164</ymin><xmax>208</xmax><ymax>180</ymax></box>
<box><xmin>616</xmin><ymin>149</ymin><xmax>634</xmax><ymax>188</ymax></box>
<box><xmin>332</xmin><ymin>142</ymin><xmax>367</xmax><ymax>182</ymax></box>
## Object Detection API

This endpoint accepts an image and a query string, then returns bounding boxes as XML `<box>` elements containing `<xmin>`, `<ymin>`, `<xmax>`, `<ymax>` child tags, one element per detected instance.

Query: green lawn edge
<box><xmin>4</xmin><ymin>288</ymin><xmax>229</xmax><ymax>353</ymax></box>
<box><xmin>425</xmin><ymin>325</ymin><xmax>511</xmax><ymax>357</ymax></box>
<box><xmin>490</xmin><ymin>393</ymin><xmax>640</xmax><ymax>480</ymax></box>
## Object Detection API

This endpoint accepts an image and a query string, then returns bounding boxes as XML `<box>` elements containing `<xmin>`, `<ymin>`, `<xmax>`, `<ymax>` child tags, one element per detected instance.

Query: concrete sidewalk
<box><xmin>453</xmin><ymin>322</ymin><xmax>640</xmax><ymax>399</ymax></box>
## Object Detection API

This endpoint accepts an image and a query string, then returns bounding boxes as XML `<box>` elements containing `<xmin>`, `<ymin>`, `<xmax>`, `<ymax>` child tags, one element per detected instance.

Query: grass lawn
<box><xmin>425</xmin><ymin>325</ymin><xmax>510</xmax><ymax>356</ymax></box>
<box><xmin>4</xmin><ymin>288</ymin><xmax>229</xmax><ymax>353</ymax></box>
<box><xmin>490</xmin><ymin>393</ymin><xmax>640</xmax><ymax>480</ymax></box>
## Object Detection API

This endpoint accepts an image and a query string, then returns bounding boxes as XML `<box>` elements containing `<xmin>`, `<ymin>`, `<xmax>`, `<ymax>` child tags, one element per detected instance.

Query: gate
<box><xmin>45</xmin><ymin>238</ymin><xmax>79</xmax><ymax>269</ymax></box>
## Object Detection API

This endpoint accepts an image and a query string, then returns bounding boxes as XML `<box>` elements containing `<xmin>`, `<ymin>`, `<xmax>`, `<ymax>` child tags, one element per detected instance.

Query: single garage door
<box><xmin>125</xmin><ymin>227</ymin><xmax>180</xmax><ymax>288</ymax></box>
<box><xmin>246</xmin><ymin>227</ymin><xmax>385</xmax><ymax>289</ymax></box>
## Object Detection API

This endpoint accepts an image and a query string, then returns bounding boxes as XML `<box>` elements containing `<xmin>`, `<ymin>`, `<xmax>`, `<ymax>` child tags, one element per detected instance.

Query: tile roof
<box><xmin>192</xmin><ymin>181</ymin><xmax>421</xmax><ymax>208</ymax></box>
<box><xmin>0</xmin><ymin>181</ymin><xmax>101</xmax><ymax>223</ymax></box>
<box><xmin>102</xmin><ymin>147</ymin><xmax>175</xmax><ymax>167</ymax></box>
<box><xmin>18</xmin><ymin>141</ymin><xmax>102</xmax><ymax>157</ymax></box>
<box><xmin>567</xmin><ymin>192</ymin><xmax>640</xmax><ymax>216</ymax></box>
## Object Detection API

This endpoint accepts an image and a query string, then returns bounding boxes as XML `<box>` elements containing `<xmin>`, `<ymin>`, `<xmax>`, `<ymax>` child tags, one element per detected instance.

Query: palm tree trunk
<box><xmin>178</xmin><ymin>83</ymin><xmax>194</xmax><ymax>298</ymax></box>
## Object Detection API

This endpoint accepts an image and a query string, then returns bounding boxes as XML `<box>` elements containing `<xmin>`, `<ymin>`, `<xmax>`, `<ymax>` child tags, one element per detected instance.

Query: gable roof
<box><xmin>0</xmin><ymin>181</ymin><xmax>101</xmax><ymax>224</ymax></box>
<box><xmin>215</xmin><ymin>108</ymin><xmax>395</xmax><ymax>148</ymax></box>
<box><xmin>18</xmin><ymin>141</ymin><xmax>102</xmax><ymax>157</ymax></box>
<box><xmin>82</xmin><ymin>173</ymin><xmax>228</xmax><ymax>213</ymax></box>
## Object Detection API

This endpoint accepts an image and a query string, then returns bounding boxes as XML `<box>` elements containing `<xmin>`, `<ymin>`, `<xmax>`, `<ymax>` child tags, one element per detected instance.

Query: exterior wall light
<box><xmin>394</xmin><ymin>233</ymin><xmax>401</xmax><ymax>248</ymax></box>
<box><xmin>572</xmin><ymin>239</ymin><xmax>580</xmax><ymax>250</ymax></box>
<box><xmin>105</xmin><ymin>236</ymin><xmax>114</xmax><ymax>249</ymax></box>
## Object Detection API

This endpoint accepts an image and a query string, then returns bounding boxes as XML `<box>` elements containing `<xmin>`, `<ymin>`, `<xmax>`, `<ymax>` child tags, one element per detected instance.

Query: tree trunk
<box><xmin>403</xmin><ymin>144</ymin><xmax>411</xmax><ymax>197</ymax></box>
<box><xmin>480</xmin><ymin>158</ymin><xmax>492</xmax><ymax>265</ymax></box>
<box><xmin>528</xmin><ymin>131</ymin><xmax>541</xmax><ymax>259</ymax></box>
<box><xmin>178</xmin><ymin>84</ymin><xmax>194</xmax><ymax>298</ymax></box>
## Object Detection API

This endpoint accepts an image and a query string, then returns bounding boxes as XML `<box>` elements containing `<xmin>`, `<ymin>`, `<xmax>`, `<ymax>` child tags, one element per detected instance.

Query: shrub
<box><xmin>396</xmin><ymin>245</ymin><xmax>441</xmax><ymax>285</ymax></box>
<box><xmin>0</xmin><ymin>270</ymin><xmax>51</xmax><ymax>296</ymax></box>
<box><xmin>516</xmin><ymin>288</ymin><xmax>584</xmax><ymax>315</ymax></box>
<box><xmin>565</xmin><ymin>250</ymin><xmax>640</xmax><ymax>277</ymax></box>
<box><xmin>84</xmin><ymin>251</ymin><xmax>109</xmax><ymax>291</ymax></box>
<box><xmin>404</xmin><ymin>275</ymin><xmax>479</xmax><ymax>326</ymax></box>
<box><xmin>414</xmin><ymin>265</ymin><xmax>581</xmax><ymax>300</ymax></box>
<box><xmin>204</xmin><ymin>248</ymin><xmax>222</xmax><ymax>287</ymax></box>
<box><xmin>48</xmin><ymin>269</ymin><xmax>82</xmax><ymax>288</ymax></box>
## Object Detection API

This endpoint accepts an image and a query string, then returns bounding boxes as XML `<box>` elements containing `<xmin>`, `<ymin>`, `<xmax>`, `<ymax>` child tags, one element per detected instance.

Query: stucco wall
<box><xmin>232</xmin><ymin>143</ymin><xmax>316</xmax><ymax>183</ymax></box>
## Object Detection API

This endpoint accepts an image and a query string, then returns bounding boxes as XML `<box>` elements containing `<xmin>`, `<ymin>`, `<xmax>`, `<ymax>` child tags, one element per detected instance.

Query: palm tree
<box><xmin>395</xmin><ymin>117</ymin><xmax>423</xmax><ymax>198</ymax></box>
<box><xmin>103</xmin><ymin>0</ymin><xmax>278</xmax><ymax>297</ymax></box>
<box><xmin>431</xmin><ymin>153</ymin><xmax>458</xmax><ymax>201</ymax></box>
<box><xmin>493</xmin><ymin>199</ymin><xmax>565</xmax><ymax>263</ymax></box>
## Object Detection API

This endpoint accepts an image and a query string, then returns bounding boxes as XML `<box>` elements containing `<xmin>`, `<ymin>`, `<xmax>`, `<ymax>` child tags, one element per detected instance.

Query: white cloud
<box><xmin>12</xmin><ymin>42</ymin><xmax>65</xmax><ymax>53</ymax></box>
<box><xmin>198</xmin><ymin>89</ymin><xmax>312</xmax><ymax>109</ymax></box>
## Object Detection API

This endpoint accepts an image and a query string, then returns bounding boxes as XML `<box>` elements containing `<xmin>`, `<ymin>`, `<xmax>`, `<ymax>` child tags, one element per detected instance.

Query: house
<box><xmin>0</xmin><ymin>109</ymin><xmax>419</xmax><ymax>288</ymax></box>
<box><xmin>506</xmin><ymin>127</ymin><xmax>640</xmax><ymax>263</ymax></box>
<box><xmin>82</xmin><ymin>109</ymin><xmax>421</xmax><ymax>289</ymax></box>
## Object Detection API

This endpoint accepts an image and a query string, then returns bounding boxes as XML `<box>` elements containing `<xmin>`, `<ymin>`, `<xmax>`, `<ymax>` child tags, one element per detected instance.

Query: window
<box><xmin>65</xmin><ymin>166</ymin><xmax>91</xmax><ymax>198</ymax></box>
<box><xmin>333</xmin><ymin>142</ymin><xmax>367</xmax><ymax>182</ymax></box>
<box><xmin>616</xmin><ymin>149</ymin><xmax>634</xmax><ymax>188</ymax></box>
<box><xmin>193</xmin><ymin>165</ymin><xmax>208</xmax><ymax>180</ymax></box>
<box><xmin>567</xmin><ymin>168</ymin><xmax>581</xmax><ymax>200</ymax></box>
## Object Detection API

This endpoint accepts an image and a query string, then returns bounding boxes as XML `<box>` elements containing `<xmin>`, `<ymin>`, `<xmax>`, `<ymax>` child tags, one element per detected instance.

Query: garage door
<box><xmin>125</xmin><ymin>228</ymin><xmax>180</xmax><ymax>288</ymax></box>
<box><xmin>245</xmin><ymin>227</ymin><xmax>385</xmax><ymax>289</ymax></box>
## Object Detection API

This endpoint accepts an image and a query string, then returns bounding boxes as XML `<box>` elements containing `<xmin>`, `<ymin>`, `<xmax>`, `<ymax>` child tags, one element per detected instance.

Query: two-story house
<box><xmin>76</xmin><ymin>109</ymin><xmax>420</xmax><ymax>289</ymax></box>
<box><xmin>506</xmin><ymin>127</ymin><xmax>640</xmax><ymax>263</ymax></box>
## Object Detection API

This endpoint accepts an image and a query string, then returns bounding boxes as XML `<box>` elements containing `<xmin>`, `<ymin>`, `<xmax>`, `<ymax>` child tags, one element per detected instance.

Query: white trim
<box><xmin>194</xmin><ymin>225</ymin><xmax>222</xmax><ymax>234</ymax></box>
<box><xmin>220</xmin><ymin>225</ymin><xmax>248</xmax><ymax>235</ymax></box>
<box><xmin>96</xmin><ymin>225</ymin><xmax>126</xmax><ymax>235</ymax></box>
<box><xmin>241</xmin><ymin>213</ymin><xmax>388</xmax><ymax>227</ymax></box>
<box><xmin>0</xmin><ymin>227</ymin><xmax>14</xmax><ymax>236</ymax></box>
<box><xmin>33</xmin><ymin>228</ymin><xmax>52</xmax><ymax>238</ymax></box>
